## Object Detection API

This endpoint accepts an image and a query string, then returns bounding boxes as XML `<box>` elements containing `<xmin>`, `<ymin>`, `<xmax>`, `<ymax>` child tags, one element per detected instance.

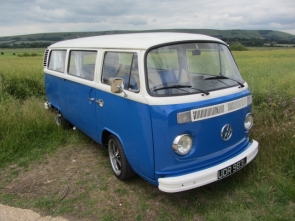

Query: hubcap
<box><xmin>108</xmin><ymin>139</ymin><xmax>122</xmax><ymax>176</ymax></box>
<box><xmin>55</xmin><ymin>113</ymin><xmax>61</xmax><ymax>126</ymax></box>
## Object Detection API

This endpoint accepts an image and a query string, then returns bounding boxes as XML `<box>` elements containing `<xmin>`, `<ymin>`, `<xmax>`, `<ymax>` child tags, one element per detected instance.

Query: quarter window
<box><xmin>102</xmin><ymin>52</ymin><xmax>139</xmax><ymax>91</ymax></box>
<box><xmin>68</xmin><ymin>51</ymin><xmax>97</xmax><ymax>81</ymax></box>
<box><xmin>48</xmin><ymin>50</ymin><xmax>66</xmax><ymax>73</ymax></box>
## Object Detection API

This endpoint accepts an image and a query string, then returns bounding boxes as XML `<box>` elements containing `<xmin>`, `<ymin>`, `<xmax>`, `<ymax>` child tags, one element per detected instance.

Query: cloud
<box><xmin>0</xmin><ymin>0</ymin><xmax>294</xmax><ymax>36</ymax></box>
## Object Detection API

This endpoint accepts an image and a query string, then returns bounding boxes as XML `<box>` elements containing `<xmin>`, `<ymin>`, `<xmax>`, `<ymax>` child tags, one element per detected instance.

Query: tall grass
<box><xmin>234</xmin><ymin>49</ymin><xmax>295</xmax><ymax>99</ymax></box>
<box><xmin>0</xmin><ymin>55</ymin><xmax>44</xmax><ymax>100</ymax></box>
<box><xmin>1</xmin><ymin>98</ymin><xmax>61</xmax><ymax>167</ymax></box>
<box><xmin>233</xmin><ymin>50</ymin><xmax>295</xmax><ymax>183</ymax></box>
<box><xmin>0</xmin><ymin>51</ymin><xmax>88</xmax><ymax>168</ymax></box>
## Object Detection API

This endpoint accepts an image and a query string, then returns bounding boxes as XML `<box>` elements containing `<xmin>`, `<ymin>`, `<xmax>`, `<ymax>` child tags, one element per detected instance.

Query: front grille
<box><xmin>192</xmin><ymin>104</ymin><xmax>225</xmax><ymax>121</ymax></box>
<box><xmin>191</xmin><ymin>96</ymin><xmax>250</xmax><ymax>122</ymax></box>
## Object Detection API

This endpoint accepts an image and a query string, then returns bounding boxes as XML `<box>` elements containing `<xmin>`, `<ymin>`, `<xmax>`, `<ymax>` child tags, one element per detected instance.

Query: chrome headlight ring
<box><xmin>172</xmin><ymin>134</ymin><xmax>193</xmax><ymax>155</ymax></box>
<box><xmin>244</xmin><ymin>113</ymin><xmax>254</xmax><ymax>130</ymax></box>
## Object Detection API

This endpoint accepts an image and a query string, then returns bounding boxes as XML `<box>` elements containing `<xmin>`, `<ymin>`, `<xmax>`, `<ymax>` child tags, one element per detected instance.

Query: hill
<box><xmin>0</xmin><ymin>29</ymin><xmax>295</xmax><ymax>48</ymax></box>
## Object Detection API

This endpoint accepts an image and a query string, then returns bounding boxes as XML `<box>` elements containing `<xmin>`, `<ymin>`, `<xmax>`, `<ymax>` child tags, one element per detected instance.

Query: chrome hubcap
<box><xmin>108</xmin><ymin>139</ymin><xmax>121</xmax><ymax>176</ymax></box>
<box><xmin>55</xmin><ymin>113</ymin><xmax>61</xmax><ymax>126</ymax></box>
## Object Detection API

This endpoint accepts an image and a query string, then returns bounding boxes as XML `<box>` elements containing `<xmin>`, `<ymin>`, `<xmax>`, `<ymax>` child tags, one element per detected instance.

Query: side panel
<box><xmin>95</xmin><ymin>89</ymin><xmax>155</xmax><ymax>180</ymax></box>
<box><xmin>45</xmin><ymin>74</ymin><xmax>67</xmax><ymax>113</ymax></box>
<box><xmin>65</xmin><ymin>79</ymin><xmax>97</xmax><ymax>141</ymax></box>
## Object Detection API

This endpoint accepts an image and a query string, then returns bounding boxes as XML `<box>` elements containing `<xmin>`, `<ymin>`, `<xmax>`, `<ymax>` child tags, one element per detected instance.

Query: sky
<box><xmin>0</xmin><ymin>0</ymin><xmax>295</xmax><ymax>37</ymax></box>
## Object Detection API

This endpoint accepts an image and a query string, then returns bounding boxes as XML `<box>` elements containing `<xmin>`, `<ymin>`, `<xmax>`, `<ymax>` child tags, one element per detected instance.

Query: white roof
<box><xmin>49</xmin><ymin>32</ymin><xmax>225</xmax><ymax>50</ymax></box>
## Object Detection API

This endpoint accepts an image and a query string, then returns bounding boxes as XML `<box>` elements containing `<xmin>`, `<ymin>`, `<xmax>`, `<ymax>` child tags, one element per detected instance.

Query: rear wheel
<box><xmin>108</xmin><ymin>135</ymin><xmax>135</xmax><ymax>180</ymax></box>
<box><xmin>55</xmin><ymin>111</ymin><xmax>72</xmax><ymax>129</ymax></box>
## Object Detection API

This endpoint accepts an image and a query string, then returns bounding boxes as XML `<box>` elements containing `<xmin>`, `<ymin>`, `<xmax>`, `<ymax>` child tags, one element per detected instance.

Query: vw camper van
<box><xmin>43</xmin><ymin>33</ymin><xmax>258</xmax><ymax>192</ymax></box>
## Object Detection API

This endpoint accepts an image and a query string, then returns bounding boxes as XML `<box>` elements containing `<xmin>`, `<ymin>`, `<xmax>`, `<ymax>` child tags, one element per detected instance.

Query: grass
<box><xmin>0</xmin><ymin>48</ymin><xmax>295</xmax><ymax>220</ymax></box>
<box><xmin>0</xmin><ymin>49</ymin><xmax>90</xmax><ymax>168</ymax></box>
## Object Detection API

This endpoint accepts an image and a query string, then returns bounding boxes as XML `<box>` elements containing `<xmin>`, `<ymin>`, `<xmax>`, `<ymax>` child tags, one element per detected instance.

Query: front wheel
<box><xmin>108</xmin><ymin>135</ymin><xmax>135</xmax><ymax>180</ymax></box>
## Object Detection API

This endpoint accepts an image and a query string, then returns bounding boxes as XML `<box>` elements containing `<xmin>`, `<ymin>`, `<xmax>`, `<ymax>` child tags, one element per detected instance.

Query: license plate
<box><xmin>217</xmin><ymin>157</ymin><xmax>247</xmax><ymax>180</ymax></box>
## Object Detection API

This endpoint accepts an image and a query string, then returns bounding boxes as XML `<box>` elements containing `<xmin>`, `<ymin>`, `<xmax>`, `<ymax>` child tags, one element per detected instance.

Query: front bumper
<box><xmin>158</xmin><ymin>140</ymin><xmax>258</xmax><ymax>193</ymax></box>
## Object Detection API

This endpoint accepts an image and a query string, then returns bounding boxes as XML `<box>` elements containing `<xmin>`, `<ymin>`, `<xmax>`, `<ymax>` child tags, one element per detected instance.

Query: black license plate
<box><xmin>218</xmin><ymin>157</ymin><xmax>247</xmax><ymax>180</ymax></box>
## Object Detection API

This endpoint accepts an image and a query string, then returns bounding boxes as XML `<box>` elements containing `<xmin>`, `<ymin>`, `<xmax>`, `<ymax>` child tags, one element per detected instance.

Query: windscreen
<box><xmin>146</xmin><ymin>42</ymin><xmax>244</xmax><ymax>96</ymax></box>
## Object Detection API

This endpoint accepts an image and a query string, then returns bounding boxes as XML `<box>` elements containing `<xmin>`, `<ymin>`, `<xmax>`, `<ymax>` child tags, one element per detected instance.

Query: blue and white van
<box><xmin>43</xmin><ymin>33</ymin><xmax>258</xmax><ymax>192</ymax></box>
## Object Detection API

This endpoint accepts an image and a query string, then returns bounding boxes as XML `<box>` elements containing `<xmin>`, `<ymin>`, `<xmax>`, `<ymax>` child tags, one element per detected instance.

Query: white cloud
<box><xmin>0</xmin><ymin>0</ymin><xmax>294</xmax><ymax>36</ymax></box>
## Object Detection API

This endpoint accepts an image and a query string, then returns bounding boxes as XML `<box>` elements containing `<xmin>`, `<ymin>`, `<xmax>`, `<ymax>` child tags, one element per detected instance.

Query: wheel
<box><xmin>55</xmin><ymin>111</ymin><xmax>72</xmax><ymax>129</ymax></box>
<box><xmin>108</xmin><ymin>135</ymin><xmax>135</xmax><ymax>180</ymax></box>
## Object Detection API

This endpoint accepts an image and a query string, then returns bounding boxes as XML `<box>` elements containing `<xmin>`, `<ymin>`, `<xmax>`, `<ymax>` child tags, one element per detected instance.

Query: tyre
<box><xmin>55</xmin><ymin>111</ymin><xmax>72</xmax><ymax>129</ymax></box>
<box><xmin>108</xmin><ymin>134</ymin><xmax>135</xmax><ymax>180</ymax></box>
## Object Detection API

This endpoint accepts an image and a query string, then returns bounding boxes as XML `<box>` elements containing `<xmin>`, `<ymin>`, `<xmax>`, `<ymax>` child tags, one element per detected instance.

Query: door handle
<box><xmin>96</xmin><ymin>99</ymin><xmax>104</xmax><ymax>107</ymax></box>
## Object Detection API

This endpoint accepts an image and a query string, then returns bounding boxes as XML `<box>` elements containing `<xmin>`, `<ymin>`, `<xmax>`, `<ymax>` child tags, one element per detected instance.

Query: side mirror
<box><xmin>111</xmin><ymin>78</ymin><xmax>127</xmax><ymax>97</ymax></box>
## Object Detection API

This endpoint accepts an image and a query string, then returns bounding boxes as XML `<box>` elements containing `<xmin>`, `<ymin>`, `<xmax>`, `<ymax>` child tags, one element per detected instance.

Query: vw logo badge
<box><xmin>221</xmin><ymin>124</ymin><xmax>233</xmax><ymax>141</ymax></box>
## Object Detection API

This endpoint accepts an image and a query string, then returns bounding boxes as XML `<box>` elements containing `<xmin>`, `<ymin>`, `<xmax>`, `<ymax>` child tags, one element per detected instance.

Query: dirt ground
<box><xmin>0</xmin><ymin>144</ymin><xmax>178</xmax><ymax>221</ymax></box>
<box><xmin>3</xmin><ymin>144</ymin><xmax>105</xmax><ymax>202</ymax></box>
<box><xmin>0</xmin><ymin>144</ymin><xmax>112</xmax><ymax>220</ymax></box>
<box><xmin>0</xmin><ymin>203</ymin><xmax>68</xmax><ymax>221</ymax></box>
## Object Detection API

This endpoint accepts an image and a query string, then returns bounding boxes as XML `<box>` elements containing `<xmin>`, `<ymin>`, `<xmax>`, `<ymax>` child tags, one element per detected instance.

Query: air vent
<box><xmin>191</xmin><ymin>96</ymin><xmax>250</xmax><ymax>122</ymax></box>
<box><xmin>227</xmin><ymin>98</ymin><xmax>247</xmax><ymax>112</ymax></box>
<box><xmin>43</xmin><ymin>49</ymin><xmax>49</xmax><ymax>67</ymax></box>
<box><xmin>191</xmin><ymin>104</ymin><xmax>225</xmax><ymax>121</ymax></box>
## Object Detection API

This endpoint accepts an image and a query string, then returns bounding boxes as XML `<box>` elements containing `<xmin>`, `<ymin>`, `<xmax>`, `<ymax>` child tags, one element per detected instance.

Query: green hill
<box><xmin>0</xmin><ymin>29</ymin><xmax>294</xmax><ymax>48</ymax></box>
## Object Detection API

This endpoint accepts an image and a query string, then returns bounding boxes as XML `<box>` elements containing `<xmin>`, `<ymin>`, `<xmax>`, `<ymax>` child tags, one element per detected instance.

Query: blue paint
<box><xmin>95</xmin><ymin>90</ymin><xmax>155</xmax><ymax>179</ymax></box>
<box><xmin>45</xmin><ymin>73</ymin><xmax>155</xmax><ymax>179</ymax></box>
<box><xmin>45</xmin><ymin>74</ymin><xmax>67</xmax><ymax>112</ymax></box>
<box><xmin>150</xmin><ymin>90</ymin><xmax>252</xmax><ymax>182</ymax></box>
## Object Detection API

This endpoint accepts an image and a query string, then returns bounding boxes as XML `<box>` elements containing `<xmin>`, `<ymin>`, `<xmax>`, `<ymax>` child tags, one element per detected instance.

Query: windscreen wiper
<box><xmin>204</xmin><ymin>75</ymin><xmax>244</xmax><ymax>88</ymax></box>
<box><xmin>154</xmin><ymin>85</ymin><xmax>210</xmax><ymax>95</ymax></box>
<box><xmin>153</xmin><ymin>84</ymin><xmax>192</xmax><ymax>92</ymax></box>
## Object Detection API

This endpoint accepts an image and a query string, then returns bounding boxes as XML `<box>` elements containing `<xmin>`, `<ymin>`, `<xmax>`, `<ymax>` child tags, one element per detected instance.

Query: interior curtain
<box><xmin>74</xmin><ymin>52</ymin><xmax>83</xmax><ymax>76</ymax></box>
<box><xmin>51</xmin><ymin>51</ymin><xmax>65</xmax><ymax>71</ymax></box>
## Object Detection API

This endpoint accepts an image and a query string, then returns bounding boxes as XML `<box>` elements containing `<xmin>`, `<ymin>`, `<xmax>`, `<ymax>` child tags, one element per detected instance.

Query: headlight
<box><xmin>172</xmin><ymin>134</ymin><xmax>193</xmax><ymax>155</ymax></box>
<box><xmin>244</xmin><ymin>113</ymin><xmax>253</xmax><ymax>130</ymax></box>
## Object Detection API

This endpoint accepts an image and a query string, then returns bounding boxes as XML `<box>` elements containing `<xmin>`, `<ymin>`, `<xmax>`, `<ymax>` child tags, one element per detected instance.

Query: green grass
<box><xmin>0</xmin><ymin>49</ymin><xmax>90</xmax><ymax>168</ymax></box>
<box><xmin>0</xmin><ymin>48</ymin><xmax>44</xmax><ymax>57</ymax></box>
<box><xmin>0</xmin><ymin>48</ymin><xmax>295</xmax><ymax>220</ymax></box>
<box><xmin>0</xmin><ymin>98</ymin><xmax>84</xmax><ymax>168</ymax></box>
<box><xmin>234</xmin><ymin>49</ymin><xmax>295</xmax><ymax>97</ymax></box>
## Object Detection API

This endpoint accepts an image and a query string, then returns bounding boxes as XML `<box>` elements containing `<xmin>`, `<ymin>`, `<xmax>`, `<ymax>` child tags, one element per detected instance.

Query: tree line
<box><xmin>0</xmin><ymin>37</ymin><xmax>295</xmax><ymax>49</ymax></box>
<box><xmin>221</xmin><ymin>37</ymin><xmax>295</xmax><ymax>47</ymax></box>
<box><xmin>0</xmin><ymin>42</ymin><xmax>52</xmax><ymax>48</ymax></box>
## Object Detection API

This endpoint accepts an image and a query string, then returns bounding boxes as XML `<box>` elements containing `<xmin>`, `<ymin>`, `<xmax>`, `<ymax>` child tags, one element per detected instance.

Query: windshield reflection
<box><xmin>146</xmin><ymin>42</ymin><xmax>244</xmax><ymax>96</ymax></box>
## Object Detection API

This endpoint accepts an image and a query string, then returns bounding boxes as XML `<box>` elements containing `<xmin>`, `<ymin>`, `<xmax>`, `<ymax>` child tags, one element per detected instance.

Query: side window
<box><xmin>48</xmin><ymin>50</ymin><xmax>66</xmax><ymax>73</ymax></box>
<box><xmin>68</xmin><ymin>51</ymin><xmax>97</xmax><ymax>81</ymax></box>
<box><xmin>102</xmin><ymin>52</ymin><xmax>139</xmax><ymax>91</ymax></box>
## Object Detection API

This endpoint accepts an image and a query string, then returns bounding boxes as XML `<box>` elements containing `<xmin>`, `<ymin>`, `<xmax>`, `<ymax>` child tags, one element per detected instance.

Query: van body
<box><xmin>43</xmin><ymin>33</ymin><xmax>258</xmax><ymax>192</ymax></box>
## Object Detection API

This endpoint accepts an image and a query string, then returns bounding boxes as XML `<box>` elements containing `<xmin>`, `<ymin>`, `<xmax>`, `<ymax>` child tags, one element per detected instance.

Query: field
<box><xmin>0</xmin><ymin>48</ymin><xmax>295</xmax><ymax>221</ymax></box>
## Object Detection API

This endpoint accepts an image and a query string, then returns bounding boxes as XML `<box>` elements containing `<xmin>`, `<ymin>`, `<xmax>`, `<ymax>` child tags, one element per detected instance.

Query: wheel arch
<box><xmin>101</xmin><ymin>129</ymin><xmax>124</xmax><ymax>149</ymax></box>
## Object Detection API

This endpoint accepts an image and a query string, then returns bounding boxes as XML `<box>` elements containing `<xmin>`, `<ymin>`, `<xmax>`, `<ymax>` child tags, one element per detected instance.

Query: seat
<box><xmin>158</xmin><ymin>70</ymin><xmax>177</xmax><ymax>86</ymax></box>
<box><xmin>121</xmin><ymin>75</ymin><xmax>138</xmax><ymax>90</ymax></box>
<box><xmin>102</xmin><ymin>65</ymin><xmax>116</xmax><ymax>85</ymax></box>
